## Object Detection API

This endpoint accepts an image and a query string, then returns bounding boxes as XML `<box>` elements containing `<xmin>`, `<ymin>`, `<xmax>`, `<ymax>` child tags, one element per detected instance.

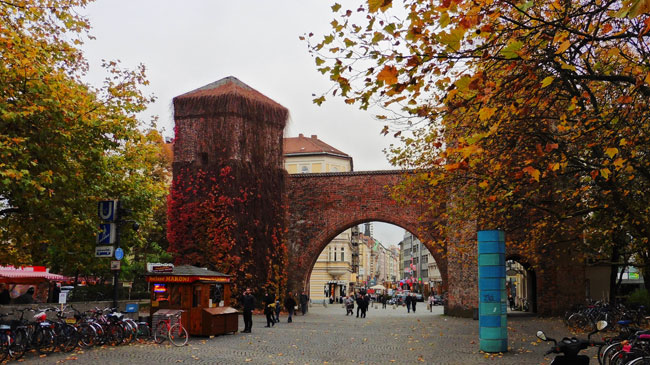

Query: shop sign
<box><xmin>147</xmin><ymin>263</ymin><xmax>174</xmax><ymax>273</ymax></box>
<box><xmin>146</xmin><ymin>275</ymin><xmax>230</xmax><ymax>283</ymax></box>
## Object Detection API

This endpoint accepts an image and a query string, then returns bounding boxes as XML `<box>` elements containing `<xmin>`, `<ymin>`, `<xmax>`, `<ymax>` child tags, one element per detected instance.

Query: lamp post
<box><xmin>111</xmin><ymin>201</ymin><xmax>139</xmax><ymax>309</ymax></box>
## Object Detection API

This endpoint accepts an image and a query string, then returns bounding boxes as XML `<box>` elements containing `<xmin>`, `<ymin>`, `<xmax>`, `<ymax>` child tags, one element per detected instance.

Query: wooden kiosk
<box><xmin>145</xmin><ymin>265</ymin><xmax>238</xmax><ymax>336</ymax></box>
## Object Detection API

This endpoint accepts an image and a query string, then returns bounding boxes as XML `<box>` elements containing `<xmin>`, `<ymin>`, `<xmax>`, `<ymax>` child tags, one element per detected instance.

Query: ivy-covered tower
<box><xmin>167</xmin><ymin>76</ymin><xmax>289</xmax><ymax>299</ymax></box>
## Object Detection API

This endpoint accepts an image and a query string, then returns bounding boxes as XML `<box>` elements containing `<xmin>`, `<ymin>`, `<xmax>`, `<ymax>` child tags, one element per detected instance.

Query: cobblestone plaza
<box><xmin>20</xmin><ymin>305</ymin><xmax>595</xmax><ymax>364</ymax></box>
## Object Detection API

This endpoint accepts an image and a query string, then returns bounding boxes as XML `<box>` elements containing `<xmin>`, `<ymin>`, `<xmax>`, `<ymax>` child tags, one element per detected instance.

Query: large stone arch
<box><xmin>285</xmin><ymin>171</ymin><xmax>447</xmax><ymax>296</ymax></box>
<box><xmin>300</xmin><ymin>217</ymin><xmax>448</xmax><ymax>292</ymax></box>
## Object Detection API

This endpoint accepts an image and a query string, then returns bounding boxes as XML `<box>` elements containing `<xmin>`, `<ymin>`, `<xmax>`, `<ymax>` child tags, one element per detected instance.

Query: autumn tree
<box><xmin>307</xmin><ymin>0</ymin><xmax>650</xmax><ymax>293</ymax></box>
<box><xmin>0</xmin><ymin>0</ymin><xmax>170</xmax><ymax>280</ymax></box>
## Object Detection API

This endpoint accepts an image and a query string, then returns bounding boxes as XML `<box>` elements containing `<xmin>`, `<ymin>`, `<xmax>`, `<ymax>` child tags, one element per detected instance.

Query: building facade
<box><xmin>399</xmin><ymin>231</ymin><xmax>442</xmax><ymax>294</ymax></box>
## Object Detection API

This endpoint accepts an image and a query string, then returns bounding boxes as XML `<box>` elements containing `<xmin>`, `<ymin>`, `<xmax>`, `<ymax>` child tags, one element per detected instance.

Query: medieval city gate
<box><xmin>169</xmin><ymin>77</ymin><xmax>586</xmax><ymax>317</ymax></box>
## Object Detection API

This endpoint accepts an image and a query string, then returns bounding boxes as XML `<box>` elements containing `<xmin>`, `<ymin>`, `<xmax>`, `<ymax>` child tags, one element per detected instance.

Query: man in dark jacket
<box><xmin>361</xmin><ymin>294</ymin><xmax>369</xmax><ymax>318</ymax></box>
<box><xmin>411</xmin><ymin>293</ymin><xmax>417</xmax><ymax>313</ymax></box>
<box><xmin>356</xmin><ymin>293</ymin><xmax>364</xmax><ymax>318</ymax></box>
<box><xmin>263</xmin><ymin>291</ymin><xmax>275</xmax><ymax>327</ymax></box>
<box><xmin>405</xmin><ymin>293</ymin><xmax>412</xmax><ymax>313</ymax></box>
<box><xmin>241</xmin><ymin>288</ymin><xmax>256</xmax><ymax>333</ymax></box>
<box><xmin>284</xmin><ymin>292</ymin><xmax>297</xmax><ymax>323</ymax></box>
<box><xmin>299</xmin><ymin>291</ymin><xmax>309</xmax><ymax>315</ymax></box>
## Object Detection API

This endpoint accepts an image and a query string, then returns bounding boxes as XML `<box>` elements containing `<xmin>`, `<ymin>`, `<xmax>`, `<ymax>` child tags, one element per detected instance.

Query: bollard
<box><xmin>477</xmin><ymin>230</ymin><xmax>507</xmax><ymax>353</ymax></box>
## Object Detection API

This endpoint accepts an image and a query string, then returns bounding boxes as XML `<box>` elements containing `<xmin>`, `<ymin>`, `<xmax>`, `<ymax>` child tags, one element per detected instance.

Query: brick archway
<box><xmin>285</xmin><ymin>171</ymin><xmax>447</xmax><ymax>294</ymax></box>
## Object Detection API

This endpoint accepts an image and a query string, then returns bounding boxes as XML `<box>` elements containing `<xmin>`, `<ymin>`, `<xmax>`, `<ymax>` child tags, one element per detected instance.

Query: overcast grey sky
<box><xmin>81</xmin><ymin>0</ymin><xmax>406</xmax><ymax>246</ymax></box>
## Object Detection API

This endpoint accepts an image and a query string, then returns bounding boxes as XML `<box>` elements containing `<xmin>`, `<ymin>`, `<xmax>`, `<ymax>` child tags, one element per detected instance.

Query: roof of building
<box><xmin>173</xmin><ymin>76</ymin><xmax>288</xmax><ymax>123</ymax></box>
<box><xmin>283</xmin><ymin>134</ymin><xmax>351</xmax><ymax>159</ymax></box>
<box><xmin>145</xmin><ymin>265</ymin><xmax>229</xmax><ymax>277</ymax></box>
<box><xmin>175</xmin><ymin>76</ymin><xmax>281</xmax><ymax>107</ymax></box>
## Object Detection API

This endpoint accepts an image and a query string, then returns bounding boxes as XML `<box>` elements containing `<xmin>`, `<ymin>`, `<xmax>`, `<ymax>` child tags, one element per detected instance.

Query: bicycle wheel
<box><xmin>77</xmin><ymin>323</ymin><xmax>96</xmax><ymax>348</ymax></box>
<box><xmin>119</xmin><ymin>322</ymin><xmax>134</xmax><ymax>344</ymax></box>
<box><xmin>34</xmin><ymin>327</ymin><xmax>56</xmax><ymax>355</ymax></box>
<box><xmin>0</xmin><ymin>333</ymin><xmax>10</xmax><ymax>363</ymax></box>
<box><xmin>107</xmin><ymin>324</ymin><xmax>124</xmax><ymax>346</ymax></box>
<box><xmin>137</xmin><ymin>322</ymin><xmax>151</xmax><ymax>340</ymax></box>
<box><xmin>602</xmin><ymin>342</ymin><xmax>623</xmax><ymax>365</ymax></box>
<box><xmin>61</xmin><ymin>324</ymin><xmax>79</xmax><ymax>352</ymax></box>
<box><xmin>123</xmin><ymin>319</ymin><xmax>138</xmax><ymax>342</ymax></box>
<box><xmin>153</xmin><ymin>321</ymin><xmax>169</xmax><ymax>344</ymax></box>
<box><xmin>9</xmin><ymin>328</ymin><xmax>27</xmax><ymax>359</ymax></box>
<box><xmin>627</xmin><ymin>357</ymin><xmax>650</xmax><ymax>365</ymax></box>
<box><xmin>567</xmin><ymin>313</ymin><xmax>590</xmax><ymax>332</ymax></box>
<box><xmin>168</xmin><ymin>323</ymin><xmax>188</xmax><ymax>347</ymax></box>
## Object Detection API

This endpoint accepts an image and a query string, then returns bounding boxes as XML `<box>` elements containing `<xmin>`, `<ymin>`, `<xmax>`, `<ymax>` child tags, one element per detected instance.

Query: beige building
<box><xmin>283</xmin><ymin>134</ymin><xmax>356</xmax><ymax>302</ymax></box>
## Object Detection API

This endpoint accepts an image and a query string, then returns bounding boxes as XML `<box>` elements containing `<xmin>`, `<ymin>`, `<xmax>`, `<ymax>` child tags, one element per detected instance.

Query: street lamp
<box><xmin>111</xmin><ymin>211</ymin><xmax>139</xmax><ymax>309</ymax></box>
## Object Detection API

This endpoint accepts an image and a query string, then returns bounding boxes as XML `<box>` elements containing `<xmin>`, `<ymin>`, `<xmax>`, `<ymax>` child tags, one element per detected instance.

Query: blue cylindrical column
<box><xmin>478</xmin><ymin>230</ymin><xmax>507</xmax><ymax>353</ymax></box>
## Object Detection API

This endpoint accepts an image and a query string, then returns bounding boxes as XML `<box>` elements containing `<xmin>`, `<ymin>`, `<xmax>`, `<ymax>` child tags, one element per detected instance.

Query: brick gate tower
<box><xmin>167</xmin><ymin>76</ymin><xmax>289</xmax><ymax>297</ymax></box>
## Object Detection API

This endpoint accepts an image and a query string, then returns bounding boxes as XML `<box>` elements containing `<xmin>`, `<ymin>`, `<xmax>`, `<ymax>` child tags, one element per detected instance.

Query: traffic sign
<box><xmin>95</xmin><ymin>246</ymin><xmax>114</xmax><ymax>257</ymax></box>
<box><xmin>110</xmin><ymin>260</ymin><xmax>121</xmax><ymax>271</ymax></box>
<box><xmin>58</xmin><ymin>292</ymin><xmax>67</xmax><ymax>304</ymax></box>
<box><xmin>98</xmin><ymin>200</ymin><xmax>119</xmax><ymax>221</ymax></box>
<box><xmin>114</xmin><ymin>247</ymin><xmax>124</xmax><ymax>260</ymax></box>
<box><xmin>97</xmin><ymin>223</ymin><xmax>116</xmax><ymax>245</ymax></box>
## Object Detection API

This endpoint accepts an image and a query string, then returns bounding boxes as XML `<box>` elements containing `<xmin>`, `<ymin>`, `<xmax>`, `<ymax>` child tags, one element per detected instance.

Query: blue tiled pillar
<box><xmin>477</xmin><ymin>230</ymin><xmax>507</xmax><ymax>353</ymax></box>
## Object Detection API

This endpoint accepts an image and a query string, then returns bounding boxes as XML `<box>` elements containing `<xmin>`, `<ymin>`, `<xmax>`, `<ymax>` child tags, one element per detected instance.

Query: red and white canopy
<box><xmin>0</xmin><ymin>266</ymin><xmax>69</xmax><ymax>283</ymax></box>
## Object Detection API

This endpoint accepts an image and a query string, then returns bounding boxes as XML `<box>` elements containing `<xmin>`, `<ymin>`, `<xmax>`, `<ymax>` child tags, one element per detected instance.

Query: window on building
<box><xmin>412</xmin><ymin>244</ymin><xmax>418</xmax><ymax>254</ymax></box>
<box><xmin>421</xmin><ymin>255</ymin><xmax>428</xmax><ymax>263</ymax></box>
<box><xmin>413</xmin><ymin>257</ymin><xmax>418</xmax><ymax>264</ymax></box>
<box><xmin>341</xmin><ymin>247</ymin><xmax>344</xmax><ymax>261</ymax></box>
<box><xmin>421</xmin><ymin>269</ymin><xmax>428</xmax><ymax>278</ymax></box>
<box><xmin>334</xmin><ymin>247</ymin><xmax>337</xmax><ymax>261</ymax></box>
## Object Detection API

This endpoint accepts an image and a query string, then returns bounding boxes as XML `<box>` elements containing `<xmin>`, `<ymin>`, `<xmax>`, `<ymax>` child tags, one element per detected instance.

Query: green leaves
<box><xmin>500</xmin><ymin>40</ymin><xmax>523</xmax><ymax>59</ymax></box>
<box><xmin>0</xmin><ymin>0</ymin><xmax>169</xmax><ymax>277</ymax></box>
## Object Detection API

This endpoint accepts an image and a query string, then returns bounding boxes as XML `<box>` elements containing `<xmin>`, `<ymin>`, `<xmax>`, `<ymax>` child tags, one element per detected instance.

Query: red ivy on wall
<box><xmin>167</xmin><ymin>161</ymin><xmax>288</xmax><ymax>304</ymax></box>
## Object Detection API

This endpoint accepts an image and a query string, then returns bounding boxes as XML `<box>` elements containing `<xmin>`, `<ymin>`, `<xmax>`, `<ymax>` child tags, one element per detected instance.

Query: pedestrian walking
<box><xmin>405</xmin><ymin>293</ymin><xmax>412</xmax><ymax>313</ymax></box>
<box><xmin>356</xmin><ymin>293</ymin><xmax>364</xmax><ymax>318</ymax></box>
<box><xmin>428</xmin><ymin>294</ymin><xmax>434</xmax><ymax>312</ymax></box>
<box><xmin>284</xmin><ymin>292</ymin><xmax>297</xmax><ymax>323</ymax></box>
<box><xmin>274</xmin><ymin>299</ymin><xmax>281</xmax><ymax>323</ymax></box>
<box><xmin>300</xmin><ymin>291</ymin><xmax>309</xmax><ymax>315</ymax></box>
<box><xmin>381</xmin><ymin>294</ymin><xmax>387</xmax><ymax>309</ymax></box>
<box><xmin>241</xmin><ymin>288</ymin><xmax>255</xmax><ymax>333</ymax></box>
<box><xmin>411</xmin><ymin>293</ymin><xmax>417</xmax><ymax>313</ymax></box>
<box><xmin>361</xmin><ymin>293</ymin><xmax>369</xmax><ymax>318</ymax></box>
<box><xmin>263</xmin><ymin>291</ymin><xmax>275</xmax><ymax>327</ymax></box>
<box><xmin>345</xmin><ymin>295</ymin><xmax>354</xmax><ymax>315</ymax></box>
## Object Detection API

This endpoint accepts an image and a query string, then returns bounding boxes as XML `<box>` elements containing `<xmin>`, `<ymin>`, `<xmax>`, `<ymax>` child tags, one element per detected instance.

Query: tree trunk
<box><xmin>609</xmin><ymin>245</ymin><xmax>621</xmax><ymax>303</ymax></box>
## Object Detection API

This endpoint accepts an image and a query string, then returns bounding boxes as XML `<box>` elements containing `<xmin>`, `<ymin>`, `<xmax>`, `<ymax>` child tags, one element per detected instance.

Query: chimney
<box><xmin>311</xmin><ymin>135</ymin><xmax>317</xmax><ymax>139</ymax></box>
<box><xmin>298</xmin><ymin>133</ymin><xmax>304</xmax><ymax>138</ymax></box>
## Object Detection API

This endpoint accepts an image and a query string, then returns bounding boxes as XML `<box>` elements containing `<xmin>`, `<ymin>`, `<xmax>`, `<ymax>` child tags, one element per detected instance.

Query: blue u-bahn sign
<box><xmin>97</xmin><ymin>223</ymin><xmax>116</xmax><ymax>245</ymax></box>
<box><xmin>98</xmin><ymin>200</ymin><xmax>118</xmax><ymax>222</ymax></box>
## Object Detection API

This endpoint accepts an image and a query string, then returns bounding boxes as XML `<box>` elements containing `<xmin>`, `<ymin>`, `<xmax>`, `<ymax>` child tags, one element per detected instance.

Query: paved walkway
<box><xmin>18</xmin><ymin>303</ymin><xmax>597</xmax><ymax>364</ymax></box>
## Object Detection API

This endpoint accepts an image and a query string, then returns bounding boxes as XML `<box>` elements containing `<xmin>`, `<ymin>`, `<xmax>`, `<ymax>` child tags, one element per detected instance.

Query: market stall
<box><xmin>0</xmin><ymin>266</ymin><xmax>70</xmax><ymax>304</ymax></box>
<box><xmin>145</xmin><ymin>265</ymin><xmax>237</xmax><ymax>336</ymax></box>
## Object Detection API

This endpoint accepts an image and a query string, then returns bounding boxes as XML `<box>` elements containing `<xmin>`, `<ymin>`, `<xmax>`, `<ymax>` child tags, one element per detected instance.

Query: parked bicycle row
<box><xmin>0</xmin><ymin>305</ymin><xmax>187</xmax><ymax>362</ymax></box>
<box><xmin>538</xmin><ymin>320</ymin><xmax>650</xmax><ymax>364</ymax></box>
<box><xmin>564</xmin><ymin>300</ymin><xmax>648</xmax><ymax>332</ymax></box>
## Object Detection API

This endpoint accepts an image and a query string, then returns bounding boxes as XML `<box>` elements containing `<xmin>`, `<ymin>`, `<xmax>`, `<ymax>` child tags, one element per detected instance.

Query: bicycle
<box><xmin>153</xmin><ymin>310</ymin><xmax>188</xmax><ymax>346</ymax></box>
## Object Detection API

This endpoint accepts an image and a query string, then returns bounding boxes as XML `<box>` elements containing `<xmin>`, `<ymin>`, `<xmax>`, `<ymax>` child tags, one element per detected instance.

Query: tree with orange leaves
<box><xmin>307</xmin><ymin>0</ymin><xmax>650</xmax><ymax>294</ymax></box>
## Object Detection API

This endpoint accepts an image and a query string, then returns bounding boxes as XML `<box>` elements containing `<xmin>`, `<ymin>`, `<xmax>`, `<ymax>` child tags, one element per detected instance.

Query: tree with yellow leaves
<box><xmin>0</xmin><ymin>1</ymin><xmax>170</xmax><ymax>280</ymax></box>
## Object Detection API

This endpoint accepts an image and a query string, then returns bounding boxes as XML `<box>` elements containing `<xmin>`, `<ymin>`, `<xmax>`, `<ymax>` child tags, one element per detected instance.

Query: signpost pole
<box><xmin>113</xmin><ymin>219</ymin><xmax>120</xmax><ymax>309</ymax></box>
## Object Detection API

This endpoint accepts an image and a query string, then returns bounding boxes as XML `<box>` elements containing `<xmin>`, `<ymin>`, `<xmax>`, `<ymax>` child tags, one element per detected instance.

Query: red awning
<box><xmin>0</xmin><ymin>267</ymin><xmax>69</xmax><ymax>283</ymax></box>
